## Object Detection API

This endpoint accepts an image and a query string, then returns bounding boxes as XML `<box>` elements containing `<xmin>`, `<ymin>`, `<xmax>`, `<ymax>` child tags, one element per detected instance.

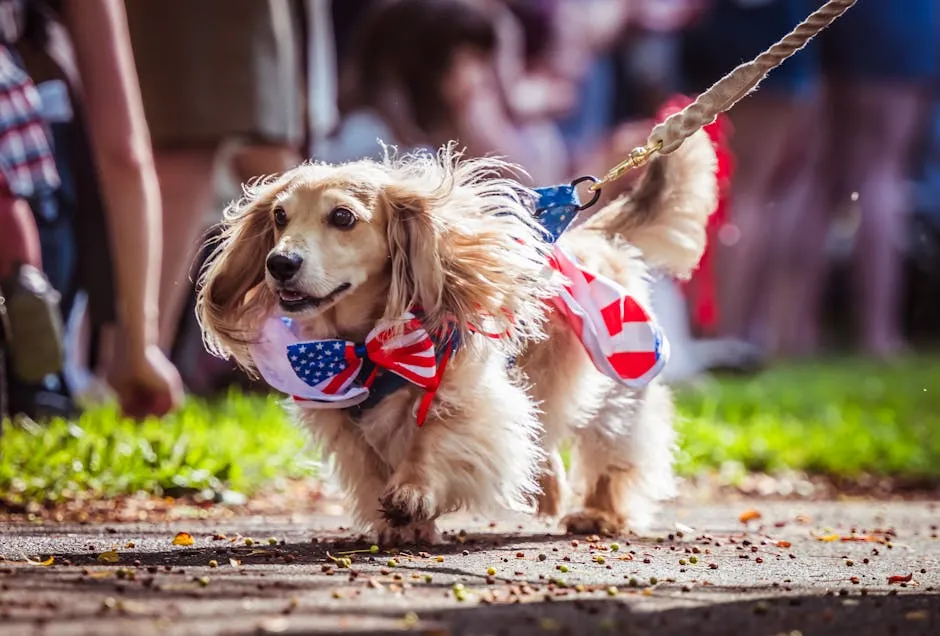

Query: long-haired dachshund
<box><xmin>196</xmin><ymin>132</ymin><xmax>718</xmax><ymax>543</ymax></box>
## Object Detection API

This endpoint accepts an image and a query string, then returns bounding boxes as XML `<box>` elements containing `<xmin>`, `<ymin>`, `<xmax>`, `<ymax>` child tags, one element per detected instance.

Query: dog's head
<box><xmin>195</xmin><ymin>145</ymin><xmax>558</xmax><ymax>372</ymax></box>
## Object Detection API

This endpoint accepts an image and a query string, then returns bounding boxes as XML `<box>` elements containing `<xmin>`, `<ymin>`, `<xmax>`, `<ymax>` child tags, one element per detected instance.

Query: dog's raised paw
<box><xmin>562</xmin><ymin>509</ymin><xmax>625</xmax><ymax>537</ymax></box>
<box><xmin>379</xmin><ymin>483</ymin><xmax>434</xmax><ymax>528</ymax></box>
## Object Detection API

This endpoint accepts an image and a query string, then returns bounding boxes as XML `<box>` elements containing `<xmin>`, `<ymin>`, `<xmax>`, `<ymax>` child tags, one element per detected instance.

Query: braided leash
<box><xmin>589</xmin><ymin>0</ymin><xmax>858</xmax><ymax>192</ymax></box>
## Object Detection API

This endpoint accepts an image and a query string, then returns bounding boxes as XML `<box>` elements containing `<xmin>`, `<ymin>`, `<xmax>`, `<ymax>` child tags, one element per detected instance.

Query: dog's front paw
<box><xmin>376</xmin><ymin>519</ymin><xmax>439</xmax><ymax>546</ymax></box>
<box><xmin>562</xmin><ymin>509</ymin><xmax>626</xmax><ymax>537</ymax></box>
<box><xmin>379</xmin><ymin>483</ymin><xmax>435</xmax><ymax>528</ymax></box>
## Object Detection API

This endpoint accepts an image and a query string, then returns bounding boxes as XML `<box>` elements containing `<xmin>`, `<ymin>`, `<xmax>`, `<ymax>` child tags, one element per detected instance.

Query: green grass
<box><xmin>0</xmin><ymin>390</ymin><xmax>316</xmax><ymax>506</ymax></box>
<box><xmin>674</xmin><ymin>355</ymin><xmax>940</xmax><ymax>480</ymax></box>
<box><xmin>2</xmin><ymin>356</ymin><xmax>939</xmax><ymax>506</ymax></box>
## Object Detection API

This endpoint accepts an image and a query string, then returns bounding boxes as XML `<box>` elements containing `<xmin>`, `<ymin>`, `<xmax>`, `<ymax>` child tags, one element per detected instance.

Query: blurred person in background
<box><xmin>685</xmin><ymin>0</ymin><xmax>937</xmax><ymax>359</ymax></box>
<box><xmin>546</xmin><ymin>0</ymin><xmax>703</xmax><ymax>166</ymax></box>
<box><xmin>764</xmin><ymin>0</ymin><xmax>938</xmax><ymax>359</ymax></box>
<box><xmin>124</xmin><ymin>0</ymin><xmax>307</xmax><ymax>390</ymax></box>
<box><xmin>324</xmin><ymin>0</ymin><xmax>673</xmax><ymax>184</ymax></box>
<box><xmin>1</xmin><ymin>0</ymin><xmax>182</xmax><ymax>420</ymax></box>
<box><xmin>0</xmin><ymin>0</ymin><xmax>65</xmax><ymax>419</ymax></box>
<box><xmin>324</xmin><ymin>0</ymin><xmax>570</xmax><ymax>185</ymax></box>
<box><xmin>681</xmin><ymin>0</ymin><xmax>821</xmax><ymax>354</ymax></box>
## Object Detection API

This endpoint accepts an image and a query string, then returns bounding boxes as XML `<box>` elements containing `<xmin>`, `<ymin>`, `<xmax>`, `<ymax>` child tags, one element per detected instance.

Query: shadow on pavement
<box><xmin>350</xmin><ymin>591</ymin><xmax>939</xmax><ymax>636</ymax></box>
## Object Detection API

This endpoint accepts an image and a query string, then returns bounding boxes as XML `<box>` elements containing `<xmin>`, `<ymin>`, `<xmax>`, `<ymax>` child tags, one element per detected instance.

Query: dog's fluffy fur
<box><xmin>197</xmin><ymin>133</ymin><xmax>718</xmax><ymax>542</ymax></box>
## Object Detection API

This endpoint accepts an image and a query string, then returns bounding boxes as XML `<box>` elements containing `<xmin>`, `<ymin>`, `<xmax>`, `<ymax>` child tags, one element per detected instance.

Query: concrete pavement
<box><xmin>1</xmin><ymin>499</ymin><xmax>939</xmax><ymax>635</ymax></box>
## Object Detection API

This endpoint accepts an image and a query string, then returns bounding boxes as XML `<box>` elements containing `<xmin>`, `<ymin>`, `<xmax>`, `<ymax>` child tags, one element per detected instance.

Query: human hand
<box><xmin>510</xmin><ymin>72</ymin><xmax>579</xmax><ymax>121</ymax></box>
<box><xmin>105</xmin><ymin>339</ymin><xmax>183</xmax><ymax>419</ymax></box>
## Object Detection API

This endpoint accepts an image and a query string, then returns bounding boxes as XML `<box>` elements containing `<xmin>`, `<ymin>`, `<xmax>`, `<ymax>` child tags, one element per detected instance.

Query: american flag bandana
<box><xmin>534</xmin><ymin>184</ymin><xmax>669</xmax><ymax>388</ymax></box>
<box><xmin>249</xmin><ymin>312</ymin><xmax>450</xmax><ymax>424</ymax></box>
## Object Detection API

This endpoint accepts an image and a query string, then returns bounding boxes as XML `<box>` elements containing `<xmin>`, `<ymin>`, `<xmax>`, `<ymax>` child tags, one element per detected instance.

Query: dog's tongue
<box><xmin>279</xmin><ymin>289</ymin><xmax>306</xmax><ymax>302</ymax></box>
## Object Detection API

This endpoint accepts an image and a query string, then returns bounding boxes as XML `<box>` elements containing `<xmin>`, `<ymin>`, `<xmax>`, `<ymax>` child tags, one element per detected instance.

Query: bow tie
<box><xmin>249</xmin><ymin>312</ymin><xmax>452</xmax><ymax>425</ymax></box>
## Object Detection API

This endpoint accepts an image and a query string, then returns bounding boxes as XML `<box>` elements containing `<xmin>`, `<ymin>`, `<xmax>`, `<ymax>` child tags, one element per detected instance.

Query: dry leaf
<box><xmin>24</xmin><ymin>555</ymin><xmax>54</xmax><ymax>566</ymax></box>
<box><xmin>172</xmin><ymin>532</ymin><xmax>195</xmax><ymax>546</ymax></box>
<box><xmin>775</xmin><ymin>541</ymin><xmax>792</xmax><ymax>548</ymax></box>
<box><xmin>840</xmin><ymin>534</ymin><xmax>884</xmax><ymax>544</ymax></box>
<box><xmin>888</xmin><ymin>573</ymin><xmax>913</xmax><ymax>584</ymax></box>
<box><xmin>738</xmin><ymin>509</ymin><xmax>762</xmax><ymax>524</ymax></box>
<box><xmin>812</xmin><ymin>532</ymin><xmax>840</xmax><ymax>542</ymax></box>
<box><xmin>229</xmin><ymin>558</ymin><xmax>242</xmax><ymax>568</ymax></box>
<box><xmin>97</xmin><ymin>550</ymin><xmax>120</xmax><ymax>563</ymax></box>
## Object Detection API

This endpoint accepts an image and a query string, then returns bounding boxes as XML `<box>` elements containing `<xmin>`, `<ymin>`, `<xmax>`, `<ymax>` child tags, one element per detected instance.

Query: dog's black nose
<box><xmin>266</xmin><ymin>252</ymin><xmax>303</xmax><ymax>282</ymax></box>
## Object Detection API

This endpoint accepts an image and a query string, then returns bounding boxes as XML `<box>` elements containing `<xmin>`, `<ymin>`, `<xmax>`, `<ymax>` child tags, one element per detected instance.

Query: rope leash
<box><xmin>588</xmin><ymin>0</ymin><xmax>858</xmax><ymax>193</ymax></box>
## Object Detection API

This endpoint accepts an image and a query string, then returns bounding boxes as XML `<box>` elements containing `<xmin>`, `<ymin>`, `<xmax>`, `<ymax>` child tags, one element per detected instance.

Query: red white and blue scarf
<box><xmin>250</xmin><ymin>311</ymin><xmax>456</xmax><ymax>425</ymax></box>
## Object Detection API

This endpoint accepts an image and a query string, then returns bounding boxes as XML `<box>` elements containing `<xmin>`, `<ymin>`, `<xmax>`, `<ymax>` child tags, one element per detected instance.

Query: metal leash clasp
<box><xmin>570</xmin><ymin>175</ymin><xmax>601</xmax><ymax>211</ymax></box>
<box><xmin>589</xmin><ymin>139</ymin><xmax>663</xmax><ymax>193</ymax></box>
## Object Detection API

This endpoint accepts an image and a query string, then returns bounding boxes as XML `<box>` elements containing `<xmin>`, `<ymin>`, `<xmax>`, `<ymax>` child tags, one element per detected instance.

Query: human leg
<box><xmin>837</xmin><ymin>85</ymin><xmax>925</xmax><ymax>356</ymax></box>
<box><xmin>0</xmin><ymin>196</ymin><xmax>43</xmax><ymax>276</ymax></box>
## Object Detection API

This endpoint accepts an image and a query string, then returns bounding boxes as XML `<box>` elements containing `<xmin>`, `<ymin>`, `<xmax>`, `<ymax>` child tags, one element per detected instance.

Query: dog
<box><xmin>196</xmin><ymin>132</ymin><xmax>719</xmax><ymax>543</ymax></box>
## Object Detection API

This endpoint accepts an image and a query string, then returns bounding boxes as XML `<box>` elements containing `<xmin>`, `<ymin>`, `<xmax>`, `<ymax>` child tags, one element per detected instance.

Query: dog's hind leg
<box><xmin>535</xmin><ymin>450</ymin><xmax>566</xmax><ymax>517</ymax></box>
<box><xmin>562</xmin><ymin>382</ymin><xmax>676</xmax><ymax>536</ymax></box>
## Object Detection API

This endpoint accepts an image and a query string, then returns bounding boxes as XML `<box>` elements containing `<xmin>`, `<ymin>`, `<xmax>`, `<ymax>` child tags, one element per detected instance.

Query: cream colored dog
<box><xmin>196</xmin><ymin>132</ymin><xmax>718</xmax><ymax>543</ymax></box>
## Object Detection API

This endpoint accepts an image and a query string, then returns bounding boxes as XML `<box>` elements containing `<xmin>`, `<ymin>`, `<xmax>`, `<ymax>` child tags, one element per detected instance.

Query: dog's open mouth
<box><xmin>277</xmin><ymin>283</ymin><xmax>351</xmax><ymax>312</ymax></box>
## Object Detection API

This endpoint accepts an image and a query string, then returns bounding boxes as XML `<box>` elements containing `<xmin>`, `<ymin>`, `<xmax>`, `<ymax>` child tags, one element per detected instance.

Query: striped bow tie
<box><xmin>249</xmin><ymin>312</ymin><xmax>451</xmax><ymax>425</ymax></box>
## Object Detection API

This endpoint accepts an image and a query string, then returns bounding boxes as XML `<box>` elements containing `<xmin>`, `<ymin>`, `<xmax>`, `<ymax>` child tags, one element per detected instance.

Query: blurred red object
<box><xmin>655</xmin><ymin>95</ymin><xmax>734</xmax><ymax>336</ymax></box>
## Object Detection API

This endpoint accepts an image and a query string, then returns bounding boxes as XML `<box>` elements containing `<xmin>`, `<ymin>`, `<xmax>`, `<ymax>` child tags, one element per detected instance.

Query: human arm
<box><xmin>61</xmin><ymin>0</ymin><xmax>182</xmax><ymax>415</ymax></box>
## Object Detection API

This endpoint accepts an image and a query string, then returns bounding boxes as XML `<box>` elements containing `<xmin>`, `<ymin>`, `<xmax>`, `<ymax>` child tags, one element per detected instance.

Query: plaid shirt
<box><xmin>0</xmin><ymin>43</ymin><xmax>59</xmax><ymax>199</ymax></box>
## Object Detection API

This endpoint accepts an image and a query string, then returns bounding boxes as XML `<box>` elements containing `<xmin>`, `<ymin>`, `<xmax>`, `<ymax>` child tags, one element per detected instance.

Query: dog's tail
<box><xmin>582</xmin><ymin>126</ymin><xmax>723</xmax><ymax>280</ymax></box>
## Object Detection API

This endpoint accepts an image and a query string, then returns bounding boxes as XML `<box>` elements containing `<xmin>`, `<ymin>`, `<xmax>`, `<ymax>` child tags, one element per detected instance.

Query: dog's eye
<box><xmin>273</xmin><ymin>206</ymin><xmax>288</xmax><ymax>230</ymax></box>
<box><xmin>328</xmin><ymin>207</ymin><xmax>357</xmax><ymax>230</ymax></box>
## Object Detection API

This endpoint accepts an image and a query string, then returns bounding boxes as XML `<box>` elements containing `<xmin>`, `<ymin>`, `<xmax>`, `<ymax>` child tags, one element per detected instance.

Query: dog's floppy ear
<box><xmin>196</xmin><ymin>173</ymin><xmax>293</xmax><ymax>370</ymax></box>
<box><xmin>381</xmin><ymin>146</ymin><xmax>558</xmax><ymax>351</ymax></box>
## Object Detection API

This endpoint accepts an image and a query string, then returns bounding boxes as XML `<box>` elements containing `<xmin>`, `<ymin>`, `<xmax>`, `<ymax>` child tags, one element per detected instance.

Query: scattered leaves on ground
<box><xmin>172</xmin><ymin>532</ymin><xmax>195</xmax><ymax>546</ymax></box>
<box><xmin>96</xmin><ymin>550</ymin><xmax>120</xmax><ymax>563</ymax></box>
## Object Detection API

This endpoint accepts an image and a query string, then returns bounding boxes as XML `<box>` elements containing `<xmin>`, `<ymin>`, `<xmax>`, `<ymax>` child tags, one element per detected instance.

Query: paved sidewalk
<box><xmin>1</xmin><ymin>500</ymin><xmax>938</xmax><ymax>635</ymax></box>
